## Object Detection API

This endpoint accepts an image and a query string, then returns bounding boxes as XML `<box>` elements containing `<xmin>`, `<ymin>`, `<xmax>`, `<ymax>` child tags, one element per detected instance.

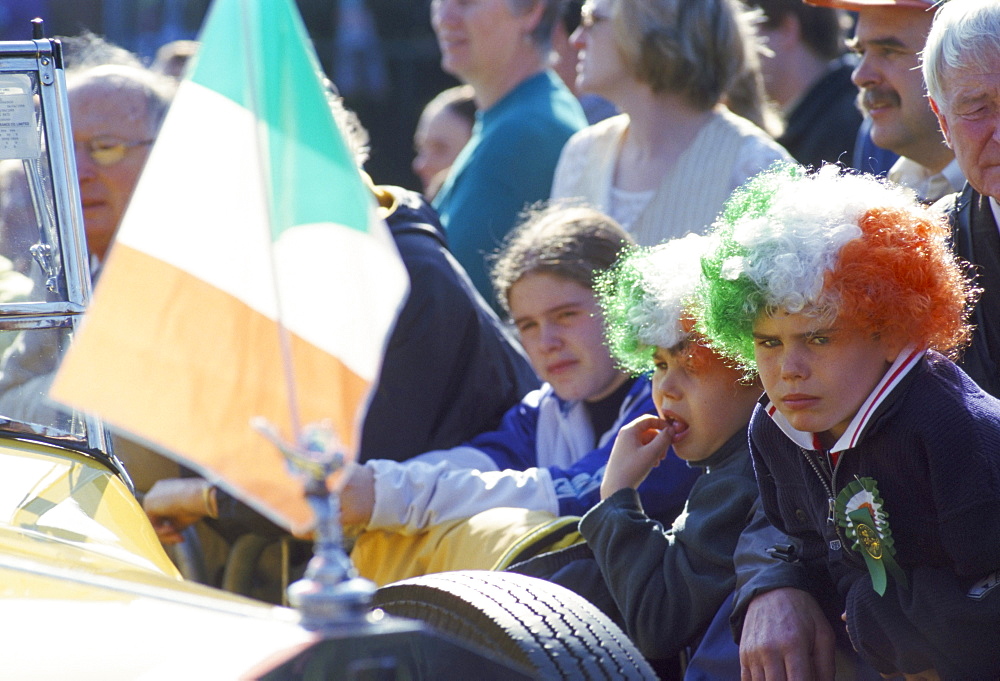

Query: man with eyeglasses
<box><xmin>67</xmin><ymin>64</ymin><xmax>175</xmax><ymax>264</ymax></box>
<box><xmin>0</xmin><ymin>62</ymin><xmax>178</xmax><ymax>493</ymax></box>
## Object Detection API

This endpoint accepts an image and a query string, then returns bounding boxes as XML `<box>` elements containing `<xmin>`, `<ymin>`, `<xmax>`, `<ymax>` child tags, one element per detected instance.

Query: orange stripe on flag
<box><xmin>52</xmin><ymin>245</ymin><xmax>370</xmax><ymax>534</ymax></box>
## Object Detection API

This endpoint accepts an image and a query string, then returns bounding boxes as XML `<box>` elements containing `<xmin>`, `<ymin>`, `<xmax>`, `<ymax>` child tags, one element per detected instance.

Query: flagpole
<box><xmin>240</xmin><ymin>0</ymin><xmax>303</xmax><ymax>441</ymax></box>
<box><xmin>235</xmin><ymin>0</ymin><xmax>377</xmax><ymax>627</ymax></box>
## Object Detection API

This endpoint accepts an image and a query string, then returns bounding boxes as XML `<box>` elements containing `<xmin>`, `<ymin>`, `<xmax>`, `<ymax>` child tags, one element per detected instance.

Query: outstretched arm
<box><xmin>339</xmin><ymin>463</ymin><xmax>375</xmax><ymax>527</ymax></box>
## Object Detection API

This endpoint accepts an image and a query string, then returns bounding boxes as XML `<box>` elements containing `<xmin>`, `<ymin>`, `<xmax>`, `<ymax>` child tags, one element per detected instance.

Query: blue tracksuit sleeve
<box><xmin>546</xmin><ymin>441</ymin><xmax>698</xmax><ymax>521</ymax></box>
<box><xmin>471</xmin><ymin>380</ymin><xmax>699</xmax><ymax>522</ymax></box>
<box><xmin>368</xmin><ymin>379</ymin><xmax>699</xmax><ymax>530</ymax></box>
<box><xmin>460</xmin><ymin>389</ymin><xmax>544</xmax><ymax>471</ymax></box>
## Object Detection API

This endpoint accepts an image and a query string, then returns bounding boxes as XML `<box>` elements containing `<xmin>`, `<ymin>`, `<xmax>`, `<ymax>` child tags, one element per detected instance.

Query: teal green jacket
<box><xmin>433</xmin><ymin>70</ymin><xmax>586</xmax><ymax>308</ymax></box>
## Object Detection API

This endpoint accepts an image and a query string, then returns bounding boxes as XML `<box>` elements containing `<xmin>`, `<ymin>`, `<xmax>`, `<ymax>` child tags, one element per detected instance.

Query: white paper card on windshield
<box><xmin>0</xmin><ymin>75</ymin><xmax>41</xmax><ymax>160</ymax></box>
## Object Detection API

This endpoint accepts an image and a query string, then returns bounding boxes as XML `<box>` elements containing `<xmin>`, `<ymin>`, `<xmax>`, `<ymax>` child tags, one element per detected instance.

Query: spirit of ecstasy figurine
<box><xmin>253</xmin><ymin>418</ymin><xmax>376</xmax><ymax>632</ymax></box>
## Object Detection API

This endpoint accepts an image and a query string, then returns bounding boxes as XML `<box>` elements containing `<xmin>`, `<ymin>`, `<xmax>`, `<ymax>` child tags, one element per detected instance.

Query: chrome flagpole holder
<box><xmin>255</xmin><ymin>419</ymin><xmax>376</xmax><ymax>632</ymax></box>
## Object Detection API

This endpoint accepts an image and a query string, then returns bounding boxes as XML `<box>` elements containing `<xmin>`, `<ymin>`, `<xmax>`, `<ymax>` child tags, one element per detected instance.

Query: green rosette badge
<box><xmin>835</xmin><ymin>477</ymin><xmax>908</xmax><ymax>596</ymax></box>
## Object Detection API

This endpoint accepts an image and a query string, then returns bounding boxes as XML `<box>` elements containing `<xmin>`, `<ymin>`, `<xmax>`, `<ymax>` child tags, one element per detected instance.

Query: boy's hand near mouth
<box><xmin>601</xmin><ymin>414</ymin><xmax>675</xmax><ymax>498</ymax></box>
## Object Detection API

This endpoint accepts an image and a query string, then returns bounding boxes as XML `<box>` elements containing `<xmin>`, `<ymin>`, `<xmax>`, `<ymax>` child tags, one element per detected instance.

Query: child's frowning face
<box><xmin>752</xmin><ymin>310</ymin><xmax>901</xmax><ymax>449</ymax></box>
<box><xmin>651</xmin><ymin>345</ymin><xmax>759</xmax><ymax>462</ymax></box>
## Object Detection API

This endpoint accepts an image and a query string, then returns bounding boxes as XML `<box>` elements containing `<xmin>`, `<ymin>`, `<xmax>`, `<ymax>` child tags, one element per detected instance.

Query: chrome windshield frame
<box><xmin>0</xmin><ymin>30</ymin><xmax>129</xmax><ymax>489</ymax></box>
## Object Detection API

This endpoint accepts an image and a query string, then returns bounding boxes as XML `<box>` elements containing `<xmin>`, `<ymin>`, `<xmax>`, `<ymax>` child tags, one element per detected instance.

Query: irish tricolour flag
<box><xmin>51</xmin><ymin>0</ymin><xmax>408</xmax><ymax>534</ymax></box>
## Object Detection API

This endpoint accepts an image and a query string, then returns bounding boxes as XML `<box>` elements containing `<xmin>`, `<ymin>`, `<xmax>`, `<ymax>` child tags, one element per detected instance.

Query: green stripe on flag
<box><xmin>189</xmin><ymin>0</ymin><xmax>369</xmax><ymax>239</ymax></box>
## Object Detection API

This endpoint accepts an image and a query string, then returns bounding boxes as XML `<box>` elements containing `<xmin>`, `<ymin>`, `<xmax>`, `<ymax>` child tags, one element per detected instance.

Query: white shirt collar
<box><xmin>940</xmin><ymin>158</ymin><xmax>966</xmax><ymax>196</ymax></box>
<box><xmin>763</xmin><ymin>346</ymin><xmax>924</xmax><ymax>453</ymax></box>
<box><xmin>887</xmin><ymin>157</ymin><xmax>965</xmax><ymax>203</ymax></box>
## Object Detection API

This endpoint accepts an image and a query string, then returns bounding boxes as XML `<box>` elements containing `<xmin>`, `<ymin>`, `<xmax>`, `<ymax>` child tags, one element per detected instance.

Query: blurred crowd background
<box><xmin>0</xmin><ymin>0</ymin><xmax>454</xmax><ymax>191</ymax></box>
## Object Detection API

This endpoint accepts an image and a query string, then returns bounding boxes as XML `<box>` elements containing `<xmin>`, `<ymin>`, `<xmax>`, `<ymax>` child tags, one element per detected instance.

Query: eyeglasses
<box><xmin>77</xmin><ymin>136</ymin><xmax>155</xmax><ymax>167</ymax></box>
<box><xmin>580</xmin><ymin>7</ymin><xmax>610</xmax><ymax>29</ymax></box>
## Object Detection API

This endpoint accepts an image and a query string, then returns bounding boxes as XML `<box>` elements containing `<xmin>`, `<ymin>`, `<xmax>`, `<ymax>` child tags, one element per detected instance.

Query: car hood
<box><xmin>0</xmin><ymin>549</ymin><xmax>316</xmax><ymax>679</ymax></box>
<box><xmin>0</xmin><ymin>438</ymin><xmax>316</xmax><ymax>678</ymax></box>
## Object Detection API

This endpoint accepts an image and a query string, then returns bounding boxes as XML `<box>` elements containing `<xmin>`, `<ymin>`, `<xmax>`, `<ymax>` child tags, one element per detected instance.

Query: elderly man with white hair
<box><xmin>926</xmin><ymin>0</ymin><xmax>1000</xmax><ymax>399</ymax></box>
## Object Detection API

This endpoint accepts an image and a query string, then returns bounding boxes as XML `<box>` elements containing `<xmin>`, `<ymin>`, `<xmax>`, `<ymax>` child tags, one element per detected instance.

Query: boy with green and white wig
<box><xmin>598</xmin><ymin>233</ymin><xmax>712</xmax><ymax>376</ymax></box>
<box><xmin>548</xmin><ymin>233</ymin><xmax>764</xmax><ymax>677</ymax></box>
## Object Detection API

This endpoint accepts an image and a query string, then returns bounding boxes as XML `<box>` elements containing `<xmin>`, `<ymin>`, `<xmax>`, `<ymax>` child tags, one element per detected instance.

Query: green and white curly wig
<box><xmin>596</xmin><ymin>233</ymin><xmax>714</xmax><ymax>375</ymax></box>
<box><xmin>698</xmin><ymin>162</ymin><xmax>973</xmax><ymax>370</ymax></box>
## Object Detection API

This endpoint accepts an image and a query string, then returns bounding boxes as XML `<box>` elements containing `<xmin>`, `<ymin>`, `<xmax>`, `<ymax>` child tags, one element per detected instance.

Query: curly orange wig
<box><xmin>831</xmin><ymin>206</ymin><xmax>976</xmax><ymax>357</ymax></box>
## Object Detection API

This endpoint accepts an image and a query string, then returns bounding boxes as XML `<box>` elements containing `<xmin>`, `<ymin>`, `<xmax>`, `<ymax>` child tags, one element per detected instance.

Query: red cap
<box><xmin>804</xmin><ymin>0</ymin><xmax>936</xmax><ymax>9</ymax></box>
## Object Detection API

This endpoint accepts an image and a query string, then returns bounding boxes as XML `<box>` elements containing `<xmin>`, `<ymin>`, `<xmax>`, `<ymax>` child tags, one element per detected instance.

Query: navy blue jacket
<box><xmin>746</xmin><ymin>352</ymin><xmax>1000</xmax><ymax>679</ymax></box>
<box><xmin>360</xmin><ymin>186</ymin><xmax>539</xmax><ymax>462</ymax></box>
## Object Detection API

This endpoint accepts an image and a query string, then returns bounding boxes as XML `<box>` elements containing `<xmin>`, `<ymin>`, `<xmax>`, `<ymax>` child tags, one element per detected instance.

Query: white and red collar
<box><xmin>763</xmin><ymin>345</ymin><xmax>924</xmax><ymax>454</ymax></box>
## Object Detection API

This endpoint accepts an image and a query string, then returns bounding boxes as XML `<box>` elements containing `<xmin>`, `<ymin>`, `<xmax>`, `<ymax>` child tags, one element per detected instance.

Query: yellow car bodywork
<box><xmin>0</xmin><ymin>437</ymin><xmax>181</xmax><ymax>586</ymax></box>
<box><xmin>0</xmin><ymin>437</ymin><xmax>317</xmax><ymax>679</ymax></box>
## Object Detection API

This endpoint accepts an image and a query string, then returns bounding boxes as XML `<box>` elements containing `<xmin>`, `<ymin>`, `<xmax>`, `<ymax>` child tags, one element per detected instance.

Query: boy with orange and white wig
<box><xmin>701</xmin><ymin>164</ymin><xmax>1000</xmax><ymax>679</ymax></box>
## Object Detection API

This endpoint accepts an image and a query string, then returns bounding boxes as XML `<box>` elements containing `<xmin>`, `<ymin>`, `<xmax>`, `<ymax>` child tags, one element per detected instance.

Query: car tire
<box><xmin>372</xmin><ymin>569</ymin><xmax>657</xmax><ymax>680</ymax></box>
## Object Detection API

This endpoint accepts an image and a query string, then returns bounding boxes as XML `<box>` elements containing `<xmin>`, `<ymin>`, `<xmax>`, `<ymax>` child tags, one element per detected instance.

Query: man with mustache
<box><xmin>807</xmin><ymin>0</ymin><xmax>962</xmax><ymax>203</ymax></box>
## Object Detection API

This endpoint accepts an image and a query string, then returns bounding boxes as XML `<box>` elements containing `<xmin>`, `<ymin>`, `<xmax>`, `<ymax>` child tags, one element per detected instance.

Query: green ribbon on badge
<box><xmin>836</xmin><ymin>478</ymin><xmax>908</xmax><ymax>596</ymax></box>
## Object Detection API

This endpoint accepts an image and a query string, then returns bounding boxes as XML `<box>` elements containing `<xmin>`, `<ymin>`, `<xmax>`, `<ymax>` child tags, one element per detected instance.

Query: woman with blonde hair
<box><xmin>551</xmin><ymin>0</ymin><xmax>789</xmax><ymax>246</ymax></box>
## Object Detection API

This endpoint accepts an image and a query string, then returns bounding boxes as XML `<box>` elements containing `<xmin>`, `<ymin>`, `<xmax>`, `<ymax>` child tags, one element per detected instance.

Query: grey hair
<box><xmin>325</xmin><ymin>82</ymin><xmax>371</xmax><ymax>167</ymax></box>
<box><xmin>66</xmin><ymin>64</ymin><xmax>177</xmax><ymax>134</ymax></box>
<box><xmin>59</xmin><ymin>31</ymin><xmax>145</xmax><ymax>71</ymax></box>
<box><xmin>922</xmin><ymin>0</ymin><xmax>1000</xmax><ymax>107</ymax></box>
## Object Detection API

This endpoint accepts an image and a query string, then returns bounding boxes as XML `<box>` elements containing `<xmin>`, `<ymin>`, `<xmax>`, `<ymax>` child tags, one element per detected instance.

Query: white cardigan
<box><xmin>551</xmin><ymin>108</ymin><xmax>790</xmax><ymax>246</ymax></box>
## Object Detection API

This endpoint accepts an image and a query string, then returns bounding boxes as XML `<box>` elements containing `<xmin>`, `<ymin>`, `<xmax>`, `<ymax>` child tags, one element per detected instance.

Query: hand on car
<box><xmin>142</xmin><ymin>477</ymin><xmax>216</xmax><ymax>544</ymax></box>
<box><xmin>600</xmin><ymin>414</ymin><xmax>674</xmax><ymax>499</ymax></box>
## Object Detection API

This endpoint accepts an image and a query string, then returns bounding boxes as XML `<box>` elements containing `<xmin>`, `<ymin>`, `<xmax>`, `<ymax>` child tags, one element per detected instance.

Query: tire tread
<box><xmin>373</xmin><ymin>570</ymin><xmax>656</xmax><ymax>680</ymax></box>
